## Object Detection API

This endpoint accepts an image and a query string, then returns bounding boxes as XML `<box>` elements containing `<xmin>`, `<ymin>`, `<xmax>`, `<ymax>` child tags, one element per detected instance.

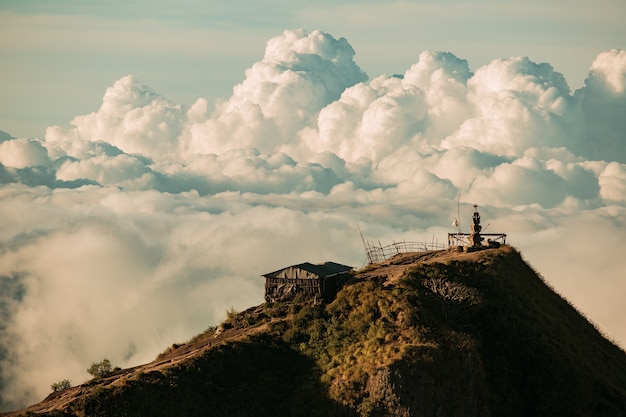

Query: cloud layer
<box><xmin>1</xmin><ymin>30</ymin><xmax>625</xmax><ymax>410</ymax></box>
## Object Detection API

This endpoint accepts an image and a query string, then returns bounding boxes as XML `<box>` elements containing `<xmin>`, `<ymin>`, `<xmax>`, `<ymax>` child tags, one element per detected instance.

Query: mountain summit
<box><xmin>4</xmin><ymin>246</ymin><xmax>625</xmax><ymax>417</ymax></box>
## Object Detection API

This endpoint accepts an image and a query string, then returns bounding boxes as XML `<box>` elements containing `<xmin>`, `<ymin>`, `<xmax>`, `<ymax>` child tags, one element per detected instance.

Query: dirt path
<box><xmin>356</xmin><ymin>248</ymin><xmax>496</xmax><ymax>284</ymax></box>
<box><xmin>2</xmin><ymin>319</ymin><xmax>269</xmax><ymax>416</ymax></box>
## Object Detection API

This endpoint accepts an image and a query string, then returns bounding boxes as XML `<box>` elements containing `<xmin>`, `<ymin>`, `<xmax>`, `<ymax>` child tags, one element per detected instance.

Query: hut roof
<box><xmin>262</xmin><ymin>261</ymin><xmax>352</xmax><ymax>279</ymax></box>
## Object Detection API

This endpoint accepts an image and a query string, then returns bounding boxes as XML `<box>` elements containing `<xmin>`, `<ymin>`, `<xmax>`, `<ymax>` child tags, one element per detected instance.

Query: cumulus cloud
<box><xmin>443</xmin><ymin>56</ymin><xmax>583</xmax><ymax>157</ymax></box>
<box><xmin>302</xmin><ymin>51</ymin><xmax>471</xmax><ymax>163</ymax></box>
<box><xmin>599</xmin><ymin>161</ymin><xmax>626</xmax><ymax>202</ymax></box>
<box><xmin>578</xmin><ymin>49</ymin><xmax>626</xmax><ymax>163</ymax></box>
<box><xmin>465</xmin><ymin>157</ymin><xmax>569</xmax><ymax>208</ymax></box>
<box><xmin>1</xmin><ymin>29</ymin><xmax>626</xmax><ymax>411</ymax></box>
<box><xmin>182</xmin><ymin>29</ymin><xmax>367</xmax><ymax>156</ymax></box>
<box><xmin>47</xmin><ymin>75</ymin><xmax>184</xmax><ymax>164</ymax></box>
<box><xmin>0</xmin><ymin>138</ymin><xmax>51</xmax><ymax>169</ymax></box>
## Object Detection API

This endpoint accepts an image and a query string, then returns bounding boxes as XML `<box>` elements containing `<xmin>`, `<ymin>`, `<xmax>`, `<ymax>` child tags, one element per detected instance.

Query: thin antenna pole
<box><xmin>357</xmin><ymin>223</ymin><xmax>374</xmax><ymax>264</ymax></box>
<box><xmin>357</xmin><ymin>223</ymin><xmax>367</xmax><ymax>249</ymax></box>
<box><xmin>457</xmin><ymin>193</ymin><xmax>461</xmax><ymax>235</ymax></box>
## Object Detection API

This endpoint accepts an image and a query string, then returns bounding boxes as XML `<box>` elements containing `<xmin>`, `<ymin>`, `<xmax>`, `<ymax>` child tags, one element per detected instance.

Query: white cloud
<box><xmin>587</xmin><ymin>49</ymin><xmax>626</xmax><ymax>94</ymax></box>
<box><xmin>599</xmin><ymin>162</ymin><xmax>626</xmax><ymax>202</ymax></box>
<box><xmin>0</xmin><ymin>138</ymin><xmax>51</xmax><ymax>169</ymax></box>
<box><xmin>304</xmin><ymin>51</ymin><xmax>472</xmax><ymax>163</ymax></box>
<box><xmin>1</xmin><ymin>32</ymin><xmax>626</xmax><ymax>411</ymax></box>
<box><xmin>183</xmin><ymin>29</ymin><xmax>367</xmax><ymax>156</ymax></box>
<box><xmin>403</xmin><ymin>51</ymin><xmax>472</xmax><ymax>142</ymax></box>
<box><xmin>429</xmin><ymin>147</ymin><xmax>510</xmax><ymax>190</ymax></box>
<box><xmin>465</xmin><ymin>158</ymin><xmax>568</xmax><ymax>208</ymax></box>
<box><xmin>56</xmin><ymin>75</ymin><xmax>184</xmax><ymax>163</ymax></box>
<box><xmin>578</xmin><ymin>49</ymin><xmax>626</xmax><ymax>163</ymax></box>
<box><xmin>56</xmin><ymin>153</ymin><xmax>154</xmax><ymax>188</ymax></box>
<box><xmin>443</xmin><ymin>56</ymin><xmax>582</xmax><ymax>156</ymax></box>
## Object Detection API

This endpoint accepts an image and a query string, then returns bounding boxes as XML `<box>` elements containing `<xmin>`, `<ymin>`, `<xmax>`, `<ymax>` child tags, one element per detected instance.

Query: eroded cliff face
<box><xmin>364</xmin><ymin>347</ymin><xmax>488</xmax><ymax>417</ymax></box>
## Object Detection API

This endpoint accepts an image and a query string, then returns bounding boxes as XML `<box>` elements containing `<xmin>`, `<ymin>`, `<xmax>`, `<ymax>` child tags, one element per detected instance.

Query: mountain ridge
<box><xmin>4</xmin><ymin>246</ymin><xmax>626</xmax><ymax>416</ymax></box>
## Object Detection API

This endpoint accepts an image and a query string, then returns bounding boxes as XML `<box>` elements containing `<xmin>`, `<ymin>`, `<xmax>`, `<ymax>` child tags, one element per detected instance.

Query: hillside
<box><xmin>4</xmin><ymin>246</ymin><xmax>626</xmax><ymax>417</ymax></box>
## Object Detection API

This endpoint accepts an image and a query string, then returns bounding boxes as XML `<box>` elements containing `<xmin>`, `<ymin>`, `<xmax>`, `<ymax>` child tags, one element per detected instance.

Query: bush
<box><xmin>87</xmin><ymin>358</ymin><xmax>114</xmax><ymax>379</ymax></box>
<box><xmin>226</xmin><ymin>306</ymin><xmax>238</xmax><ymax>321</ymax></box>
<box><xmin>51</xmin><ymin>378</ymin><xmax>72</xmax><ymax>392</ymax></box>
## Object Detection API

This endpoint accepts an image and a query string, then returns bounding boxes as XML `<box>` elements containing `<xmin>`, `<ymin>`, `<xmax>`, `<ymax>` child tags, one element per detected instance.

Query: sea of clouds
<box><xmin>1</xmin><ymin>29</ymin><xmax>625</xmax><ymax>410</ymax></box>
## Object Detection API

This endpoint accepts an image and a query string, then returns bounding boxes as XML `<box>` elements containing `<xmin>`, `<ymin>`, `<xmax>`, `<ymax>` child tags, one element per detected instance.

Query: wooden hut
<box><xmin>262</xmin><ymin>261</ymin><xmax>353</xmax><ymax>302</ymax></box>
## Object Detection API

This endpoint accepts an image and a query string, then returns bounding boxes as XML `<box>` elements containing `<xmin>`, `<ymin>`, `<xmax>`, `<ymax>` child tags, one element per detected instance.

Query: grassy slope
<box><xmin>460</xmin><ymin>246</ymin><xmax>626</xmax><ymax>416</ymax></box>
<box><xmin>11</xmin><ymin>246</ymin><xmax>626</xmax><ymax>417</ymax></box>
<box><xmin>74</xmin><ymin>338</ymin><xmax>345</xmax><ymax>417</ymax></box>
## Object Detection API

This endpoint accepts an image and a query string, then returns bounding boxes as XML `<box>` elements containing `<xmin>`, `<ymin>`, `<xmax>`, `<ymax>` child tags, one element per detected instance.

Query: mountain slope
<box><xmin>4</xmin><ymin>246</ymin><xmax>626</xmax><ymax>417</ymax></box>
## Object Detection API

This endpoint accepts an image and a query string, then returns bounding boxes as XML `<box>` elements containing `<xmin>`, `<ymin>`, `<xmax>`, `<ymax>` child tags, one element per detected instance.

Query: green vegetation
<box><xmin>50</xmin><ymin>379</ymin><xmax>71</xmax><ymax>392</ymax></box>
<box><xmin>221</xmin><ymin>306</ymin><xmax>268</xmax><ymax>330</ymax></box>
<box><xmin>260</xmin><ymin>261</ymin><xmax>491</xmax><ymax>414</ymax></box>
<box><xmin>87</xmin><ymin>359</ymin><xmax>117</xmax><ymax>379</ymax></box>
<box><xmin>186</xmin><ymin>325</ymin><xmax>218</xmax><ymax>344</ymax></box>
<box><xmin>274</xmin><ymin>280</ymin><xmax>433</xmax><ymax>408</ymax></box>
<box><xmin>78</xmin><ymin>338</ymin><xmax>345</xmax><ymax>417</ymax></box>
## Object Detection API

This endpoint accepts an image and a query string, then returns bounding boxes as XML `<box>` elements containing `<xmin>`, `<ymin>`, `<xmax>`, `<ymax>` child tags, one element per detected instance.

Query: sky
<box><xmin>1</xmin><ymin>0</ymin><xmax>625</xmax><ymax>411</ymax></box>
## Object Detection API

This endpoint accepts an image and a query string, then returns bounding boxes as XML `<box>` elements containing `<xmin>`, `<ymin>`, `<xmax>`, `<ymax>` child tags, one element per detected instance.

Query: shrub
<box><xmin>87</xmin><ymin>358</ymin><xmax>114</xmax><ymax>379</ymax></box>
<box><xmin>225</xmin><ymin>306</ymin><xmax>238</xmax><ymax>321</ymax></box>
<box><xmin>51</xmin><ymin>378</ymin><xmax>71</xmax><ymax>392</ymax></box>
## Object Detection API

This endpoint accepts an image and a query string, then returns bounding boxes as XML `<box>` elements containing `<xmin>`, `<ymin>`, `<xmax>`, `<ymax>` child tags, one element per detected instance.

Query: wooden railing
<box><xmin>363</xmin><ymin>240</ymin><xmax>447</xmax><ymax>264</ymax></box>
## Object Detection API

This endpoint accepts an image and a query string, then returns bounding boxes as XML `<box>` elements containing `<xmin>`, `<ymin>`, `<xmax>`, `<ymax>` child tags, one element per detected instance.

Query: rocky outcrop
<box><xmin>365</xmin><ymin>348</ymin><xmax>488</xmax><ymax>417</ymax></box>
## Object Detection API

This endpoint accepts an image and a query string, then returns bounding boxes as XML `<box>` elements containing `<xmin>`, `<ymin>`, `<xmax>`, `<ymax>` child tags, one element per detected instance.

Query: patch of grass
<box><xmin>79</xmin><ymin>338</ymin><xmax>347</xmax><ymax>417</ymax></box>
<box><xmin>275</xmin><ymin>279</ymin><xmax>434</xmax><ymax>408</ymax></box>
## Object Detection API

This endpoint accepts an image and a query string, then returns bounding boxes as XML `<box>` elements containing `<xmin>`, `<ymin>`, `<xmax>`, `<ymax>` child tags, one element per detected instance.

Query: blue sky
<box><xmin>1</xmin><ymin>0</ymin><xmax>624</xmax><ymax>138</ymax></box>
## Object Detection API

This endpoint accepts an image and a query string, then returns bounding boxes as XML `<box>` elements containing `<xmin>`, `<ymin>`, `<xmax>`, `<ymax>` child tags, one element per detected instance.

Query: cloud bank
<box><xmin>1</xmin><ymin>30</ymin><xmax>625</xmax><ymax>410</ymax></box>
